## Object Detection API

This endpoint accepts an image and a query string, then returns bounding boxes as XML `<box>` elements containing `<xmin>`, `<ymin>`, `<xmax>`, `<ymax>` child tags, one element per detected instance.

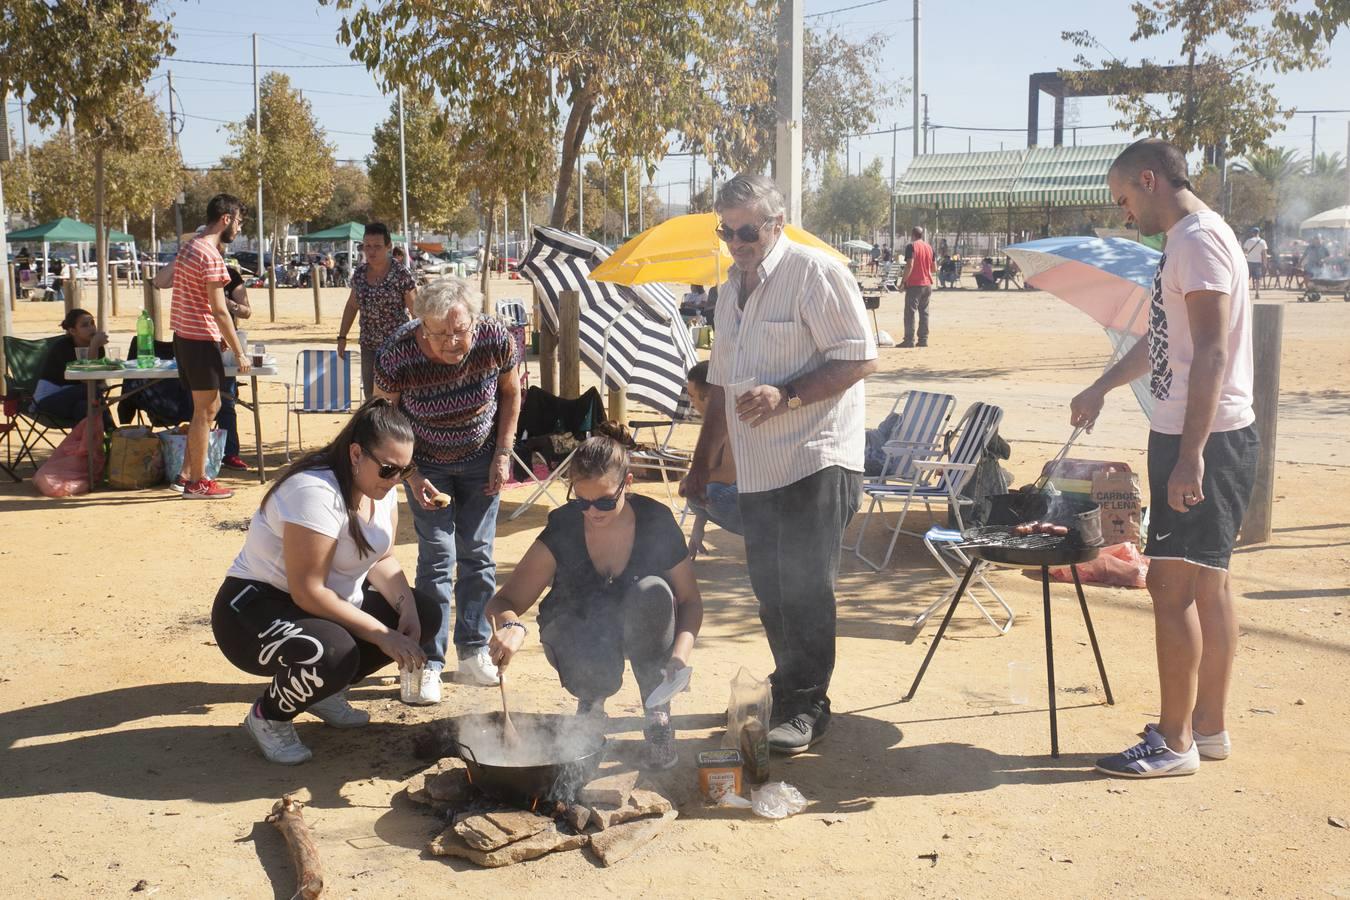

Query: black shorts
<box><xmin>1247</xmin><ymin>261</ymin><xmax>1264</xmax><ymax>279</ymax></box>
<box><xmin>1145</xmin><ymin>425</ymin><xmax>1259</xmax><ymax>570</ymax></box>
<box><xmin>173</xmin><ymin>335</ymin><xmax>225</xmax><ymax>393</ymax></box>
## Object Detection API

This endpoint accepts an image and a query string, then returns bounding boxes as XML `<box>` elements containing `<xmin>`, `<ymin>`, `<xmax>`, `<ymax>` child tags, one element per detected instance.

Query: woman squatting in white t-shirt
<box><xmin>211</xmin><ymin>399</ymin><xmax>437</xmax><ymax>765</ymax></box>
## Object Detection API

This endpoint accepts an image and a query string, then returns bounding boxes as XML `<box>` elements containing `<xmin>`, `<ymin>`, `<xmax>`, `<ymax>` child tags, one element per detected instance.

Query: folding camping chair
<box><xmin>627</xmin><ymin>397</ymin><xmax>702</xmax><ymax>519</ymax></box>
<box><xmin>917</xmin><ymin>525</ymin><xmax>1014</xmax><ymax>634</ymax></box>
<box><xmin>507</xmin><ymin>386</ymin><xmax>605</xmax><ymax>521</ymax></box>
<box><xmin>284</xmin><ymin>349</ymin><xmax>359</xmax><ymax>460</ymax></box>
<box><xmin>848</xmin><ymin>389</ymin><xmax>956</xmax><ymax>561</ymax></box>
<box><xmin>852</xmin><ymin>401</ymin><xmax>1003</xmax><ymax>572</ymax></box>
<box><xmin>2</xmin><ymin>335</ymin><xmax>81</xmax><ymax>477</ymax></box>
<box><xmin>496</xmin><ymin>299</ymin><xmax>529</xmax><ymax>327</ymax></box>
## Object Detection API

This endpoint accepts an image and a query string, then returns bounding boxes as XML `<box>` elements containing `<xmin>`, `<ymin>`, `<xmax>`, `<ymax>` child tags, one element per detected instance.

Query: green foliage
<box><xmin>702</xmin><ymin>24</ymin><xmax>902</xmax><ymax>175</ymax></box>
<box><xmin>563</xmin><ymin>158</ymin><xmax>662</xmax><ymax>242</ymax></box>
<box><xmin>1061</xmin><ymin>0</ymin><xmax>1330</xmax><ymax>157</ymax></box>
<box><xmin>312</xmin><ymin>163</ymin><xmax>373</xmax><ymax>231</ymax></box>
<box><xmin>327</xmin><ymin>0</ymin><xmax>763</xmax><ymax>228</ymax></box>
<box><xmin>805</xmin><ymin>157</ymin><xmax>892</xmax><ymax>236</ymax></box>
<box><xmin>366</xmin><ymin>94</ymin><xmax>465</xmax><ymax>233</ymax></box>
<box><xmin>1233</xmin><ymin>147</ymin><xmax>1306</xmax><ymax>183</ymax></box>
<box><xmin>222</xmin><ymin>72</ymin><xmax>337</xmax><ymax>240</ymax></box>
<box><xmin>1273</xmin><ymin>0</ymin><xmax>1350</xmax><ymax>50</ymax></box>
<box><xmin>1194</xmin><ymin>166</ymin><xmax>1275</xmax><ymax>229</ymax></box>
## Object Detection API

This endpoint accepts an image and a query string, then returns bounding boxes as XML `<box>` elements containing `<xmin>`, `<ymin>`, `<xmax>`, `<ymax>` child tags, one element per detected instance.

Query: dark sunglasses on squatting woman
<box><xmin>363</xmin><ymin>445</ymin><xmax>416</xmax><ymax>481</ymax></box>
<box><xmin>567</xmin><ymin>475</ymin><xmax>628</xmax><ymax>512</ymax></box>
<box><xmin>715</xmin><ymin>219</ymin><xmax>773</xmax><ymax>243</ymax></box>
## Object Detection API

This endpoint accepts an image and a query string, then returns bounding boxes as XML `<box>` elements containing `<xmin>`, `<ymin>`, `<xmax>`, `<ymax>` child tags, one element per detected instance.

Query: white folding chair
<box><xmin>919</xmin><ymin>525</ymin><xmax>1013</xmax><ymax>634</ymax></box>
<box><xmin>848</xmin><ymin>390</ymin><xmax>956</xmax><ymax>560</ymax></box>
<box><xmin>853</xmin><ymin>401</ymin><xmax>1003</xmax><ymax>571</ymax></box>
<box><xmin>496</xmin><ymin>298</ymin><xmax>529</xmax><ymax>327</ymax></box>
<box><xmin>284</xmin><ymin>349</ymin><xmax>358</xmax><ymax>460</ymax></box>
<box><xmin>628</xmin><ymin>398</ymin><xmax>702</xmax><ymax>520</ymax></box>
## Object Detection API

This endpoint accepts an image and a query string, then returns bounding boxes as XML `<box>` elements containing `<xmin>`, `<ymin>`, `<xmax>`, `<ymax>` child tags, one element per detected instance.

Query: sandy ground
<box><xmin>2</xmin><ymin>275</ymin><xmax>1349</xmax><ymax>898</ymax></box>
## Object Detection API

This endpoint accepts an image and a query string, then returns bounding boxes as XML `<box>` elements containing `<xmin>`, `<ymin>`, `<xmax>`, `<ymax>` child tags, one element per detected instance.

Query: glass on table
<box><xmin>75</xmin><ymin>346</ymin><xmax>91</xmax><ymax>361</ymax></box>
<box><xmin>105</xmin><ymin>346</ymin><xmax>123</xmax><ymax>363</ymax></box>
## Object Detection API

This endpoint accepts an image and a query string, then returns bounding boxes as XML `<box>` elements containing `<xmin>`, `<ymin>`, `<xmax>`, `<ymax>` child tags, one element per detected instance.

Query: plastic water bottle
<box><xmin>136</xmin><ymin>310</ymin><xmax>155</xmax><ymax>369</ymax></box>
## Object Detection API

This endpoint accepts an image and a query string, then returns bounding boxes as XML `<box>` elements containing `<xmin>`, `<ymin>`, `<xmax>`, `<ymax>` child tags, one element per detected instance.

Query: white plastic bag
<box><xmin>750</xmin><ymin>782</ymin><xmax>808</xmax><ymax>819</ymax></box>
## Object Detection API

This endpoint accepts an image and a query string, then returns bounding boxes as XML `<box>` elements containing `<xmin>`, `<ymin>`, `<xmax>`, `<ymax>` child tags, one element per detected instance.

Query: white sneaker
<box><xmin>1144</xmin><ymin>722</ymin><xmax>1230</xmax><ymax>760</ymax></box>
<box><xmin>404</xmin><ymin>667</ymin><xmax>442</xmax><ymax>705</ymax></box>
<box><xmin>242</xmin><ymin>706</ymin><xmax>313</xmax><ymax>765</ymax></box>
<box><xmin>456</xmin><ymin>647</ymin><xmax>500</xmax><ymax>686</ymax></box>
<box><xmin>1095</xmin><ymin>727</ymin><xmax>1199</xmax><ymax>778</ymax></box>
<box><xmin>307</xmin><ymin>690</ymin><xmax>370</xmax><ymax>728</ymax></box>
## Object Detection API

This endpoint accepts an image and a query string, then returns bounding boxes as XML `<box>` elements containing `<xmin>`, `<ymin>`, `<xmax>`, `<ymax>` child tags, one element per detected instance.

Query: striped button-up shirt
<box><xmin>708</xmin><ymin>234</ymin><xmax>877</xmax><ymax>493</ymax></box>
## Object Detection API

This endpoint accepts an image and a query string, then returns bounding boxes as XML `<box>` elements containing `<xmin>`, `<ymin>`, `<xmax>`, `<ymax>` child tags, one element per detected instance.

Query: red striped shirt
<box><xmin>170</xmin><ymin>235</ymin><xmax>228</xmax><ymax>341</ymax></box>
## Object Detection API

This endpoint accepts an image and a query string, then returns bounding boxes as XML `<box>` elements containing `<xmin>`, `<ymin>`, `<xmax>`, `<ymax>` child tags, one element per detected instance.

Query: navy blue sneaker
<box><xmin>1095</xmin><ymin>727</ymin><xmax>1199</xmax><ymax>778</ymax></box>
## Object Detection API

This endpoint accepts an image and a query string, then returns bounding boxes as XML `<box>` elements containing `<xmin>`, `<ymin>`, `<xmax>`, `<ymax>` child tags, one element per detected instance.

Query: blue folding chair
<box><xmin>284</xmin><ymin>349</ymin><xmax>358</xmax><ymax>460</ymax></box>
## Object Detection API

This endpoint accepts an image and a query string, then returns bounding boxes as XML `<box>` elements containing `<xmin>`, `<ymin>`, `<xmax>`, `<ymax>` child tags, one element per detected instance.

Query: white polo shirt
<box><xmin>708</xmin><ymin>235</ymin><xmax>877</xmax><ymax>493</ymax></box>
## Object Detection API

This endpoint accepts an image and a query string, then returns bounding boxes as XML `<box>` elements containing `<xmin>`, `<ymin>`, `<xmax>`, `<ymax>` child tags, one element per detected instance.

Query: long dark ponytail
<box><xmin>262</xmin><ymin>397</ymin><xmax>415</xmax><ymax>557</ymax></box>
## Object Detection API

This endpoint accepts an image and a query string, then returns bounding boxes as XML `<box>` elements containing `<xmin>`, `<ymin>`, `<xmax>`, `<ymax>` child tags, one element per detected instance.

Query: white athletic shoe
<box><xmin>404</xmin><ymin>667</ymin><xmax>442</xmax><ymax>705</ymax></box>
<box><xmin>307</xmin><ymin>690</ymin><xmax>370</xmax><ymax>728</ymax></box>
<box><xmin>1095</xmin><ymin>727</ymin><xmax>1199</xmax><ymax>778</ymax></box>
<box><xmin>1144</xmin><ymin>722</ymin><xmax>1231</xmax><ymax>760</ymax></box>
<box><xmin>243</xmin><ymin>706</ymin><xmax>313</xmax><ymax>765</ymax></box>
<box><xmin>456</xmin><ymin>647</ymin><xmax>501</xmax><ymax>686</ymax></box>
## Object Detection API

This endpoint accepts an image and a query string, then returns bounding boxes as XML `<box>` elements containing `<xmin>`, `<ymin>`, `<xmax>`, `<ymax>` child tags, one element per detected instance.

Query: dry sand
<box><xmin>2</xmin><ymin>275</ymin><xmax>1348</xmax><ymax>898</ymax></box>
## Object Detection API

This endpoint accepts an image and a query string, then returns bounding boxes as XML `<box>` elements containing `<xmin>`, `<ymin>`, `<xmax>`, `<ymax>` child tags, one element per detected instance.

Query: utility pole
<box><xmin>254</xmin><ymin>33</ymin><xmax>274</xmax><ymax>322</ymax></box>
<box><xmin>775</xmin><ymin>0</ymin><xmax>804</xmax><ymax>224</ymax></box>
<box><xmin>638</xmin><ymin>168</ymin><xmax>646</xmax><ymax>234</ymax></box>
<box><xmin>846</xmin><ymin>135</ymin><xmax>851</xmax><ymax>177</ymax></box>
<box><xmin>397</xmin><ymin>85</ymin><xmax>411</xmax><ymax>262</ymax></box>
<box><xmin>18</xmin><ymin>91</ymin><xmax>32</xmax><ymax>217</ymax></box>
<box><xmin>890</xmin><ymin>123</ymin><xmax>898</xmax><ymax>254</ymax></box>
<box><xmin>1311</xmin><ymin>115</ymin><xmax>1318</xmax><ymax>168</ymax></box>
<box><xmin>922</xmin><ymin>94</ymin><xmax>930</xmax><ymax>154</ymax></box>
<box><xmin>1346</xmin><ymin>122</ymin><xmax>1350</xmax><ymax>204</ymax></box>
<box><xmin>689</xmin><ymin>154</ymin><xmax>696</xmax><ymax>213</ymax></box>
<box><xmin>167</xmin><ymin>70</ymin><xmax>184</xmax><ymax>241</ymax></box>
<box><xmin>912</xmin><ymin>0</ymin><xmax>921</xmax><ymax>157</ymax></box>
<box><xmin>622</xmin><ymin>167</ymin><xmax>630</xmax><ymax>237</ymax></box>
<box><xmin>577</xmin><ymin>153</ymin><xmax>584</xmax><ymax>235</ymax></box>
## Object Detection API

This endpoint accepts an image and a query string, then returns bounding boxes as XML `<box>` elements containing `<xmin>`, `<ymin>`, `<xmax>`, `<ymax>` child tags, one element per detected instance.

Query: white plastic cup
<box><xmin>1008</xmin><ymin>661</ymin><xmax>1033</xmax><ymax>705</ymax></box>
<box><xmin>105</xmin><ymin>346</ymin><xmax>123</xmax><ymax>362</ymax></box>
<box><xmin>727</xmin><ymin>377</ymin><xmax>757</xmax><ymax>403</ymax></box>
<box><xmin>75</xmin><ymin>346</ymin><xmax>90</xmax><ymax>361</ymax></box>
<box><xmin>252</xmin><ymin>342</ymin><xmax>266</xmax><ymax>367</ymax></box>
<box><xmin>400</xmin><ymin>665</ymin><xmax>424</xmax><ymax>703</ymax></box>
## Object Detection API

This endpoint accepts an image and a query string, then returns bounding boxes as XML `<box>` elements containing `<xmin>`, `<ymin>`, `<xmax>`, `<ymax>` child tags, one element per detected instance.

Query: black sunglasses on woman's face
<box><xmin>715</xmin><ymin>219</ymin><xmax>773</xmax><ymax>243</ymax></box>
<box><xmin>567</xmin><ymin>481</ymin><xmax>626</xmax><ymax>512</ymax></box>
<box><xmin>362</xmin><ymin>447</ymin><xmax>415</xmax><ymax>480</ymax></box>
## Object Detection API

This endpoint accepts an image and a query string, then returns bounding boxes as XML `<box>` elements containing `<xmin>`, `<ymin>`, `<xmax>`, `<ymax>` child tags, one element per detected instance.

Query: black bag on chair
<box><xmin>948</xmin><ymin>429</ymin><xmax>1013</xmax><ymax>529</ymax></box>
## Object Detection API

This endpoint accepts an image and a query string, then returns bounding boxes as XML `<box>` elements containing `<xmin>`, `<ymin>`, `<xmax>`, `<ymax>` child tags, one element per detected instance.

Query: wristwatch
<box><xmin>784</xmin><ymin>383</ymin><xmax>802</xmax><ymax>410</ymax></box>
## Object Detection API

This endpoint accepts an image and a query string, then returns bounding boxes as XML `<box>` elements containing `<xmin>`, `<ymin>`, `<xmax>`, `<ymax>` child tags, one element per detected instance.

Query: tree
<box><xmin>1274</xmin><ymin>0</ymin><xmax>1350</xmax><ymax>49</ymax></box>
<box><xmin>1233</xmin><ymin>146</ymin><xmax>1305</xmax><ymax>247</ymax></box>
<box><xmin>702</xmin><ymin>24</ymin><xmax>902</xmax><ymax>175</ymax></box>
<box><xmin>368</xmin><ymin>94</ymin><xmax>459</xmax><ymax>232</ymax></box>
<box><xmin>102</xmin><ymin>91</ymin><xmax>181</xmax><ymax>226</ymax></box>
<box><xmin>223</xmin><ymin>72</ymin><xmax>336</xmax><ymax>264</ymax></box>
<box><xmin>0</xmin><ymin>0</ymin><xmax>174</xmax><ymax>326</ymax></box>
<box><xmin>1062</xmin><ymin>1</ymin><xmax>1330</xmax><ymax>158</ymax></box>
<box><xmin>328</xmin><ymin>0</ymin><xmax>763</xmax><ymax>233</ymax></box>
<box><xmin>1194</xmin><ymin>166</ymin><xmax>1275</xmax><ymax>231</ymax></box>
<box><xmin>1310</xmin><ymin>152</ymin><xmax>1346</xmax><ymax>177</ymax></box>
<box><xmin>20</xmin><ymin>132</ymin><xmax>92</xmax><ymax>221</ymax></box>
<box><xmin>311</xmin><ymin>163</ymin><xmax>372</xmax><ymax>230</ymax></box>
<box><xmin>805</xmin><ymin>157</ymin><xmax>892</xmax><ymax>239</ymax></box>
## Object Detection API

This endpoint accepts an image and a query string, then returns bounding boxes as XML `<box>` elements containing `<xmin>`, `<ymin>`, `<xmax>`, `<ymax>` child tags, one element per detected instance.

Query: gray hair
<box><xmin>714</xmin><ymin>173</ymin><xmax>786</xmax><ymax>220</ymax></box>
<box><xmin>414</xmin><ymin>275</ymin><xmax>482</xmax><ymax>320</ymax></box>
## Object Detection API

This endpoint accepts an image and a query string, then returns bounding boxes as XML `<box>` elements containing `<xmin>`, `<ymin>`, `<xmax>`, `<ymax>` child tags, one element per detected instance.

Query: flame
<box><xmin>531</xmin><ymin>796</ymin><xmax>539</xmax><ymax>813</ymax></box>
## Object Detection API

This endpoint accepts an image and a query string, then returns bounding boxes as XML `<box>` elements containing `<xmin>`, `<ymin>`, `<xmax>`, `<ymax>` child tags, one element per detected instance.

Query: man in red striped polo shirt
<box><xmin>170</xmin><ymin>193</ymin><xmax>251</xmax><ymax>499</ymax></box>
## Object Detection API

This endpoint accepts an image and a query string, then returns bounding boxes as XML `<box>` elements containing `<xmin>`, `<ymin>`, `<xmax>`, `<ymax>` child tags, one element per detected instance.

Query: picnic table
<box><xmin>63</xmin><ymin>362</ymin><xmax>279</xmax><ymax>490</ymax></box>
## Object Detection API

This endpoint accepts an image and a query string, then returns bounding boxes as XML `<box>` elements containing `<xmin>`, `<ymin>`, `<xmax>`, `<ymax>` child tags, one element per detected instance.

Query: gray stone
<box><xmin>453</xmin><ymin>809</ymin><xmax>554</xmax><ymax>851</ymax></box>
<box><xmin>590</xmin><ymin>789</ymin><xmax>672</xmax><ymax>831</ymax></box>
<box><xmin>425</xmin><ymin>767</ymin><xmax>472</xmax><ymax>804</ymax></box>
<box><xmin>578</xmin><ymin>769</ymin><xmax>640</xmax><ymax>808</ymax></box>
<box><xmin>429</xmin><ymin>824</ymin><xmax>589</xmax><ymax>867</ymax></box>
<box><xmin>589</xmin><ymin>810</ymin><xmax>678</xmax><ymax>867</ymax></box>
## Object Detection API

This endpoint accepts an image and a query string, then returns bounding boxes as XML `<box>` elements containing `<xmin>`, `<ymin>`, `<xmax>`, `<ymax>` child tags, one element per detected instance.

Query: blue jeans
<box><xmin>687</xmin><ymin>481</ymin><xmax>743</xmax><ymax>535</ymax></box>
<box><xmin>404</xmin><ymin>452</ymin><xmax>500</xmax><ymax>669</ymax></box>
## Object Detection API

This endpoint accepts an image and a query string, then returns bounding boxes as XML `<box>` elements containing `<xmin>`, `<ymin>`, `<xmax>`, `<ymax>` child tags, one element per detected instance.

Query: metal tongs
<box><xmin>1032</xmin><ymin>425</ymin><xmax>1087</xmax><ymax>493</ymax></box>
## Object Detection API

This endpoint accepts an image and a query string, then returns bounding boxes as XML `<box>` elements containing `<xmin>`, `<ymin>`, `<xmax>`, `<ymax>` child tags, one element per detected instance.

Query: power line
<box><xmin>162</xmin><ymin>55</ymin><xmax>364</xmax><ymax>69</ymax></box>
<box><xmin>805</xmin><ymin>0</ymin><xmax>892</xmax><ymax>18</ymax></box>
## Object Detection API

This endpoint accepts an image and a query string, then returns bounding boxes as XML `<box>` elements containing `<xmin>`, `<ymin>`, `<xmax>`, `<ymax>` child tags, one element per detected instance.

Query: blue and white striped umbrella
<box><xmin>520</xmin><ymin>226</ymin><xmax>698</xmax><ymax>417</ymax></box>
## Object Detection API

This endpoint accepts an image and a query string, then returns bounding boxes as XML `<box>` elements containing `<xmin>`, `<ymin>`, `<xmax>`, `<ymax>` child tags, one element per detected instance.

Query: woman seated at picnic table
<box><xmin>210</xmin><ymin>398</ymin><xmax>440</xmax><ymax>765</ymax></box>
<box><xmin>484</xmin><ymin>436</ymin><xmax>703</xmax><ymax>771</ymax></box>
<box><xmin>34</xmin><ymin>308</ymin><xmax>108</xmax><ymax>421</ymax></box>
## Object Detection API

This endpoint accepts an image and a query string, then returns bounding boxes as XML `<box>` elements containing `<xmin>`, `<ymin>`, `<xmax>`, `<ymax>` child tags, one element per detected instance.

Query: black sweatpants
<box><xmin>738</xmin><ymin>466</ymin><xmax>862</xmax><ymax>718</ymax></box>
<box><xmin>211</xmin><ymin>576</ymin><xmax>443</xmax><ymax>721</ymax></box>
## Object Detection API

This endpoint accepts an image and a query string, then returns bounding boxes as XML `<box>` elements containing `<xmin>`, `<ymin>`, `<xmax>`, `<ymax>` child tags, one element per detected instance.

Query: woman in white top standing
<box><xmin>211</xmin><ymin>399</ymin><xmax>439</xmax><ymax>765</ymax></box>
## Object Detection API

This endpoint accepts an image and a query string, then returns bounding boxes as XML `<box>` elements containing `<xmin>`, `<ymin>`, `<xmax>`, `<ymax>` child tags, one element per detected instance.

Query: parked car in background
<box><xmin>230</xmin><ymin>251</ymin><xmax>274</xmax><ymax>276</ymax></box>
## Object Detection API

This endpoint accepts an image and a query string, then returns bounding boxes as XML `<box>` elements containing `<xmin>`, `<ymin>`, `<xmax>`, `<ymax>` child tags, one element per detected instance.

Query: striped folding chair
<box><xmin>852</xmin><ymin>401</ymin><xmax>1002</xmax><ymax>572</ymax></box>
<box><xmin>284</xmin><ymin>349</ymin><xmax>358</xmax><ymax>460</ymax></box>
<box><xmin>496</xmin><ymin>299</ymin><xmax>529</xmax><ymax>327</ymax></box>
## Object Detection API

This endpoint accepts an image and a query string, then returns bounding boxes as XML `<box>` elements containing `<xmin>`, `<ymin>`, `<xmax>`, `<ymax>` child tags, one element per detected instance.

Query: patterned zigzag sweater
<box><xmin>373</xmin><ymin>317</ymin><xmax>519</xmax><ymax>465</ymax></box>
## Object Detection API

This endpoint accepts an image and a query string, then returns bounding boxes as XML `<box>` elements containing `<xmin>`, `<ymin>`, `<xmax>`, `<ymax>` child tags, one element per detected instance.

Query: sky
<box><xmin>8</xmin><ymin>0</ymin><xmax>1350</xmax><ymax>216</ymax></box>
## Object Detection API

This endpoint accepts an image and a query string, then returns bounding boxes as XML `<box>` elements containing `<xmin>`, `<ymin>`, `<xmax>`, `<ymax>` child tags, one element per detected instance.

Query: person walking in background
<box><xmin>165</xmin><ymin>193</ymin><xmax>251</xmax><ymax>499</ymax></box>
<box><xmin>681</xmin><ymin>173</ymin><xmax>877</xmax><ymax>755</ymax></box>
<box><xmin>900</xmin><ymin>226</ymin><xmax>934</xmax><ymax>348</ymax></box>
<box><xmin>1241</xmin><ymin>227</ymin><xmax>1267</xmax><ymax>300</ymax></box>
<box><xmin>374</xmin><ymin>276</ymin><xmax>522</xmax><ymax>702</ymax></box>
<box><xmin>337</xmin><ymin>223</ymin><xmax>417</xmax><ymax>399</ymax></box>
<box><xmin>1071</xmin><ymin>138</ymin><xmax>1258</xmax><ymax>778</ymax></box>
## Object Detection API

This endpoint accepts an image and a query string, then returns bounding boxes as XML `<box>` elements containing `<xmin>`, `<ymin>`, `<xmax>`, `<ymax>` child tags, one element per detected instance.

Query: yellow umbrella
<box><xmin>590</xmin><ymin>212</ymin><xmax>847</xmax><ymax>287</ymax></box>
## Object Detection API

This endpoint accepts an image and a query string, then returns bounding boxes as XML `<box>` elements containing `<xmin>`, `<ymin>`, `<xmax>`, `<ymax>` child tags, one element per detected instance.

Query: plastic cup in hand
<box><xmin>400</xmin><ymin>665</ymin><xmax>425</xmax><ymax>704</ymax></box>
<box><xmin>75</xmin><ymin>347</ymin><xmax>91</xmax><ymax>361</ymax></box>
<box><xmin>1008</xmin><ymin>661</ymin><xmax>1033</xmax><ymax>705</ymax></box>
<box><xmin>728</xmin><ymin>377</ymin><xmax>757</xmax><ymax>403</ymax></box>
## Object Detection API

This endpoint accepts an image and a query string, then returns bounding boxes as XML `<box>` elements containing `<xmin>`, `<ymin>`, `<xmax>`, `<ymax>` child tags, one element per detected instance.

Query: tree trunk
<box><xmin>479</xmin><ymin>204</ymin><xmax>495</xmax><ymax>313</ymax></box>
<box><xmin>95</xmin><ymin>144</ymin><xmax>108</xmax><ymax>331</ymax></box>
<box><xmin>550</xmin><ymin>83</ymin><xmax>597</xmax><ymax>227</ymax></box>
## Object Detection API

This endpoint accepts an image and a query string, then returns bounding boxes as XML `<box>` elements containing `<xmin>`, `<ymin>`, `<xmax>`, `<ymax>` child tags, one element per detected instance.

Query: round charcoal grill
<box><xmin>904</xmin><ymin>492</ymin><xmax>1114</xmax><ymax>757</ymax></box>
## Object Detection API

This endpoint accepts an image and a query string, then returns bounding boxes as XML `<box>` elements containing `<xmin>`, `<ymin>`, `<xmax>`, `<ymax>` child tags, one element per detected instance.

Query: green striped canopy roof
<box><xmin>1010</xmin><ymin>143</ymin><xmax>1127</xmax><ymax>206</ymax></box>
<box><xmin>894</xmin><ymin>143</ymin><xmax>1128</xmax><ymax>210</ymax></box>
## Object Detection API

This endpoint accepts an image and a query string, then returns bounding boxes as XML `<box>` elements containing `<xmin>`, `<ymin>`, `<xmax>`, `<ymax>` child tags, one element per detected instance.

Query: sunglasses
<box><xmin>715</xmin><ymin>218</ymin><xmax>774</xmax><ymax>243</ymax></box>
<box><xmin>363</xmin><ymin>448</ymin><xmax>416</xmax><ymax>481</ymax></box>
<box><xmin>567</xmin><ymin>480</ymin><xmax>627</xmax><ymax>512</ymax></box>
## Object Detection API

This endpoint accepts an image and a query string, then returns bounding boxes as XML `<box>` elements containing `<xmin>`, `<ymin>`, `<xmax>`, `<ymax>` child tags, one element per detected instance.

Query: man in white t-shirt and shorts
<box><xmin>1241</xmin><ymin>226</ymin><xmax>1267</xmax><ymax>299</ymax></box>
<box><xmin>1071</xmin><ymin>139</ymin><xmax>1259</xmax><ymax>778</ymax></box>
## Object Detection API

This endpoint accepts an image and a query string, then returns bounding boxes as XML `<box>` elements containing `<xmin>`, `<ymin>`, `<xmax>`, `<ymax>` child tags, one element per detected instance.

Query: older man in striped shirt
<box><xmin>682</xmin><ymin>174</ymin><xmax>878</xmax><ymax>755</ymax></box>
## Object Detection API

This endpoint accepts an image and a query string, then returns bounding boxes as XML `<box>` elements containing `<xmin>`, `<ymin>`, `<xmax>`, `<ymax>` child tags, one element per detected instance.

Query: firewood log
<box><xmin>265</xmin><ymin>794</ymin><xmax>324</xmax><ymax>900</ymax></box>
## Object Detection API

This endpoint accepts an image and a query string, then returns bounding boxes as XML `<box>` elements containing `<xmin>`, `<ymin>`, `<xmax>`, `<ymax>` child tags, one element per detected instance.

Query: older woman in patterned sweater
<box><xmin>374</xmin><ymin>276</ymin><xmax>522</xmax><ymax>703</ymax></box>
